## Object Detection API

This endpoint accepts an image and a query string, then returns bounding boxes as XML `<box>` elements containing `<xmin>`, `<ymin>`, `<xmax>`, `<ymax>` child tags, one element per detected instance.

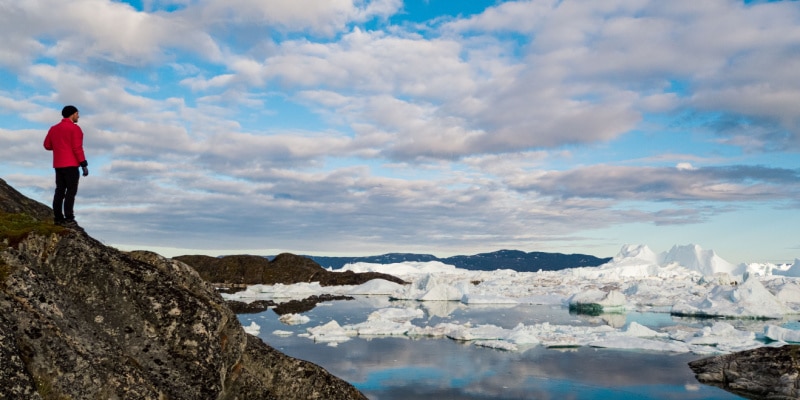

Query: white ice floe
<box><xmin>228</xmin><ymin>282</ymin><xmax>328</xmax><ymax>302</ymax></box>
<box><xmin>366</xmin><ymin>307</ymin><xmax>423</xmax><ymax>323</ymax></box>
<box><xmin>243</xmin><ymin>321</ymin><xmax>261</xmax><ymax>336</ymax></box>
<box><xmin>474</xmin><ymin>340</ymin><xmax>519</xmax><ymax>351</ymax></box>
<box><xmin>567</xmin><ymin>289</ymin><xmax>626</xmax><ymax>312</ymax></box>
<box><xmin>764</xmin><ymin>325</ymin><xmax>800</xmax><ymax>343</ymax></box>
<box><xmin>300</xmin><ymin>320</ymin><xmax>353</xmax><ymax>343</ymax></box>
<box><xmin>279</xmin><ymin>313</ymin><xmax>311</xmax><ymax>325</ymax></box>
<box><xmin>461</xmin><ymin>293</ymin><xmax>519</xmax><ymax>304</ymax></box>
<box><xmin>670</xmin><ymin>322</ymin><xmax>761</xmax><ymax>353</ymax></box>
<box><xmin>228</xmin><ymin>243</ymin><xmax>800</xmax><ymax>355</ymax></box>
<box><xmin>623</xmin><ymin>322</ymin><xmax>667</xmax><ymax>338</ymax></box>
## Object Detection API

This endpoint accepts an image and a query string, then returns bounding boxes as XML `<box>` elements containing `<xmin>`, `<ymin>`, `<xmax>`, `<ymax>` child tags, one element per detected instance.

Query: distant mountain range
<box><xmin>305</xmin><ymin>250</ymin><xmax>612</xmax><ymax>273</ymax></box>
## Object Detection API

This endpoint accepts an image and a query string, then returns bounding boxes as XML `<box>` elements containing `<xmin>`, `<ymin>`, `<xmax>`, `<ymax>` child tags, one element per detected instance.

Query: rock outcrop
<box><xmin>689</xmin><ymin>345</ymin><xmax>800</xmax><ymax>400</ymax></box>
<box><xmin>0</xmin><ymin>178</ymin><xmax>366</xmax><ymax>400</ymax></box>
<box><xmin>175</xmin><ymin>253</ymin><xmax>407</xmax><ymax>286</ymax></box>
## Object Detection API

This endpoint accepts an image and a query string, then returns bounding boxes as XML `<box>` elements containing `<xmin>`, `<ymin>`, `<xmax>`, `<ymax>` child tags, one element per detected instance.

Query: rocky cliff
<box><xmin>0</xmin><ymin>178</ymin><xmax>366</xmax><ymax>400</ymax></box>
<box><xmin>689</xmin><ymin>345</ymin><xmax>800</xmax><ymax>400</ymax></box>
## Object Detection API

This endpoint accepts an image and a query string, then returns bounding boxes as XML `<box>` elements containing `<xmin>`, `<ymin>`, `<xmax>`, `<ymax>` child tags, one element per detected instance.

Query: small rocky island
<box><xmin>175</xmin><ymin>251</ymin><xmax>408</xmax><ymax>315</ymax></box>
<box><xmin>175</xmin><ymin>252</ymin><xmax>406</xmax><ymax>287</ymax></box>
<box><xmin>689</xmin><ymin>345</ymin><xmax>800</xmax><ymax>400</ymax></box>
<box><xmin>0</xmin><ymin>178</ymin><xmax>366</xmax><ymax>399</ymax></box>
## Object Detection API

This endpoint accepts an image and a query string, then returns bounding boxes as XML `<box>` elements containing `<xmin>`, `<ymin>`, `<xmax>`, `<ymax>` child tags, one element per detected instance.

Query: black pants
<box><xmin>53</xmin><ymin>167</ymin><xmax>80</xmax><ymax>221</ymax></box>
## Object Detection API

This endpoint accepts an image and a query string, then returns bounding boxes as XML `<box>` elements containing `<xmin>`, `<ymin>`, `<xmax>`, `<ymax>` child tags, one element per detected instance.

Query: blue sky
<box><xmin>1</xmin><ymin>0</ymin><xmax>799</xmax><ymax>264</ymax></box>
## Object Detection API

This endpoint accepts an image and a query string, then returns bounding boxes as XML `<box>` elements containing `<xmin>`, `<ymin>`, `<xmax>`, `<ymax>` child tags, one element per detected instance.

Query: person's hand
<box><xmin>81</xmin><ymin>166</ymin><xmax>89</xmax><ymax>177</ymax></box>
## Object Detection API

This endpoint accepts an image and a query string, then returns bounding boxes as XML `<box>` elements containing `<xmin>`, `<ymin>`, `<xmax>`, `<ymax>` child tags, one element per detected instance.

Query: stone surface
<box><xmin>689</xmin><ymin>345</ymin><xmax>800</xmax><ymax>400</ymax></box>
<box><xmin>0</xmin><ymin>178</ymin><xmax>366</xmax><ymax>400</ymax></box>
<box><xmin>175</xmin><ymin>253</ymin><xmax>407</xmax><ymax>286</ymax></box>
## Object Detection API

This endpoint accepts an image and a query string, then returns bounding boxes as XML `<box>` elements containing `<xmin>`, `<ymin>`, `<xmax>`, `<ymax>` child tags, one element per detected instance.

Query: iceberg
<box><xmin>243</xmin><ymin>321</ymin><xmax>261</xmax><ymax>336</ymax></box>
<box><xmin>231</xmin><ymin>243</ymin><xmax>800</xmax><ymax>355</ymax></box>
<box><xmin>568</xmin><ymin>289</ymin><xmax>626</xmax><ymax>314</ymax></box>
<box><xmin>773</xmin><ymin>258</ymin><xmax>800</xmax><ymax>277</ymax></box>
<box><xmin>764</xmin><ymin>325</ymin><xmax>800</xmax><ymax>343</ymax></box>
<box><xmin>301</xmin><ymin>320</ymin><xmax>353</xmax><ymax>343</ymax></box>
<box><xmin>671</xmin><ymin>275</ymin><xmax>790</xmax><ymax>319</ymax></box>
<box><xmin>661</xmin><ymin>244</ymin><xmax>745</xmax><ymax>277</ymax></box>
<box><xmin>623</xmin><ymin>322</ymin><xmax>667</xmax><ymax>338</ymax></box>
<box><xmin>279</xmin><ymin>313</ymin><xmax>311</xmax><ymax>325</ymax></box>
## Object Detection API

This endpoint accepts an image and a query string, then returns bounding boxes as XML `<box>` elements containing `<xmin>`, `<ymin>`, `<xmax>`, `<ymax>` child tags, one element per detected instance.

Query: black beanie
<box><xmin>61</xmin><ymin>105</ymin><xmax>78</xmax><ymax>118</ymax></box>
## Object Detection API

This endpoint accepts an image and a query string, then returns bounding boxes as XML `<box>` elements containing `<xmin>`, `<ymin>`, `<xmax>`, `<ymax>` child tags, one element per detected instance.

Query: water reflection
<box><xmin>571</xmin><ymin>310</ymin><xmax>627</xmax><ymax>328</ymax></box>
<box><xmin>240</xmin><ymin>299</ymin><xmax>743</xmax><ymax>399</ymax></box>
<box><xmin>270</xmin><ymin>336</ymin><xmax>740</xmax><ymax>399</ymax></box>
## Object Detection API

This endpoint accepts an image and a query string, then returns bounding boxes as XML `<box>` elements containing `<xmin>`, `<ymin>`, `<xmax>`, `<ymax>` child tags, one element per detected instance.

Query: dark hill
<box><xmin>0</xmin><ymin>178</ymin><xmax>366</xmax><ymax>400</ymax></box>
<box><xmin>174</xmin><ymin>253</ymin><xmax>406</xmax><ymax>286</ymax></box>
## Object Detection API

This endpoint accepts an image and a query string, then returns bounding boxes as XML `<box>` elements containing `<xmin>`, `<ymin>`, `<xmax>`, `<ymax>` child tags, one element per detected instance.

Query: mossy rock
<box><xmin>0</xmin><ymin>212</ymin><xmax>66</xmax><ymax>283</ymax></box>
<box><xmin>0</xmin><ymin>212</ymin><xmax>65</xmax><ymax>250</ymax></box>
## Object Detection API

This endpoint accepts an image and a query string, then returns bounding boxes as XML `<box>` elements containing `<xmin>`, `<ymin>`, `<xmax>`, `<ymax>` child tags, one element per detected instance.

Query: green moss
<box><xmin>36</xmin><ymin>376</ymin><xmax>72</xmax><ymax>400</ymax></box>
<box><xmin>0</xmin><ymin>261</ymin><xmax>10</xmax><ymax>282</ymax></box>
<box><xmin>0</xmin><ymin>212</ymin><xmax>65</xmax><ymax>250</ymax></box>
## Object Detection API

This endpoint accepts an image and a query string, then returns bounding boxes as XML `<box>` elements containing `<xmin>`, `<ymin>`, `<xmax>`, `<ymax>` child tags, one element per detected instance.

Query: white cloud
<box><xmin>443</xmin><ymin>0</ymin><xmax>553</xmax><ymax>34</ymax></box>
<box><xmin>0</xmin><ymin>0</ymin><xmax>221</xmax><ymax>66</ymax></box>
<box><xmin>196</xmin><ymin>0</ymin><xmax>401</xmax><ymax>37</ymax></box>
<box><xmin>442</xmin><ymin>0</ymin><xmax>800</xmax><ymax>152</ymax></box>
<box><xmin>0</xmin><ymin>128</ymin><xmax>51</xmax><ymax>168</ymax></box>
<box><xmin>510</xmin><ymin>164</ymin><xmax>799</xmax><ymax>203</ymax></box>
<box><xmin>198</xmin><ymin>131</ymin><xmax>358</xmax><ymax>169</ymax></box>
<box><xmin>3</xmin><ymin>0</ymin><xmax>800</xmax><ymax>261</ymax></box>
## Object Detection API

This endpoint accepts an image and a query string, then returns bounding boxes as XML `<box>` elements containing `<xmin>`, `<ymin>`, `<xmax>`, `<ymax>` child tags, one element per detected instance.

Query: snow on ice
<box><xmin>226</xmin><ymin>244</ymin><xmax>800</xmax><ymax>355</ymax></box>
<box><xmin>278</xmin><ymin>313</ymin><xmax>311</xmax><ymax>325</ymax></box>
<box><xmin>243</xmin><ymin>321</ymin><xmax>261</xmax><ymax>336</ymax></box>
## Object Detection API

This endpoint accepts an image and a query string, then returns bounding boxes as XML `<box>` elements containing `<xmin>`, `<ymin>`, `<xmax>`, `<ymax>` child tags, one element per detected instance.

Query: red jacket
<box><xmin>44</xmin><ymin>118</ymin><xmax>87</xmax><ymax>168</ymax></box>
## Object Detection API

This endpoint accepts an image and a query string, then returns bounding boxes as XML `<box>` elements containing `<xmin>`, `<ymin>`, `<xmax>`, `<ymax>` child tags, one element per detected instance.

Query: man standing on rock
<box><xmin>44</xmin><ymin>105</ymin><xmax>89</xmax><ymax>227</ymax></box>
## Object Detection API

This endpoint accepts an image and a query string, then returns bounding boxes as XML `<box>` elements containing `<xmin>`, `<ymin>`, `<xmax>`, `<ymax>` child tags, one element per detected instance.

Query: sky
<box><xmin>1</xmin><ymin>0</ymin><xmax>799</xmax><ymax>264</ymax></box>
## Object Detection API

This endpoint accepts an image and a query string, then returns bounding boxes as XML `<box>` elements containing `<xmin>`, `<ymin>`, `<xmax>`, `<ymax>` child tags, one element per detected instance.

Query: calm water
<box><xmin>239</xmin><ymin>298</ymin><xmax>743</xmax><ymax>399</ymax></box>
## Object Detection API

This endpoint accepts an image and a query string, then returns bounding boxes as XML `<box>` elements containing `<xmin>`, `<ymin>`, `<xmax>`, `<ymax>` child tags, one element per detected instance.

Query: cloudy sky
<box><xmin>2</xmin><ymin>0</ymin><xmax>799</xmax><ymax>263</ymax></box>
